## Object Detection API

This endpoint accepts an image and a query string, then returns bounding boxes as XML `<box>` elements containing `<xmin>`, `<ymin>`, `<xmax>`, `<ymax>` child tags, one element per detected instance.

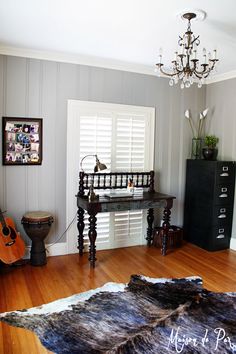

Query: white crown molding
<box><xmin>0</xmin><ymin>45</ymin><xmax>156</xmax><ymax>76</ymax></box>
<box><xmin>0</xmin><ymin>45</ymin><xmax>236</xmax><ymax>85</ymax></box>
<box><xmin>206</xmin><ymin>70</ymin><xmax>236</xmax><ymax>85</ymax></box>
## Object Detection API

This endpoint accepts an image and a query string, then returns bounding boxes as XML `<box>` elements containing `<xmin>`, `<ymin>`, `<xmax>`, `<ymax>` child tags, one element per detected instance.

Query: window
<box><xmin>67</xmin><ymin>101</ymin><xmax>155</xmax><ymax>253</ymax></box>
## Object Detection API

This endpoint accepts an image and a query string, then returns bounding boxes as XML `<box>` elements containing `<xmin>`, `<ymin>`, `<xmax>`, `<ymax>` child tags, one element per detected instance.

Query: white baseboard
<box><xmin>230</xmin><ymin>238</ymin><xmax>236</xmax><ymax>251</ymax></box>
<box><xmin>23</xmin><ymin>242</ymin><xmax>69</xmax><ymax>259</ymax></box>
<box><xmin>23</xmin><ymin>237</ymin><xmax>236</xmax><ymax>260</ymax></box>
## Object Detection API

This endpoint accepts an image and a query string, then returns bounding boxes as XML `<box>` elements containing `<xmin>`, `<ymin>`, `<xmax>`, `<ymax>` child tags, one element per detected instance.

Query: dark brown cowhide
<box><xmin>1</xmin><ymin>275</ymin><xmax>236</xmax><ymax>353</ymax></box>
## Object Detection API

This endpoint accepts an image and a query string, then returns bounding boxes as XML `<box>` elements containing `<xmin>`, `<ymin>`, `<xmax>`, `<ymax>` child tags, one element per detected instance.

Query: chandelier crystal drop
<box><xmin>155</xmin><ymin>12</ymin><xmax>219</xmax><ymax>88</ymax></box>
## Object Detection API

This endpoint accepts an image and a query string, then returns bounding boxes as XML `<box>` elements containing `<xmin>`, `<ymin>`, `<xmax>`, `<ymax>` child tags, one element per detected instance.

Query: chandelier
<box><xmin>155</xmin><ymin>12</ymin><xmax>219</xmax><ymax>89</ymax></box>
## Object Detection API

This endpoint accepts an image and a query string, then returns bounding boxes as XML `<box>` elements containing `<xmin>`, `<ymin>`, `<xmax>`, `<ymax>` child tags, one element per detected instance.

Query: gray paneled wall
<box><xmin>0</xmin><ymin>54</ymin><xmax>205</xmax><ymax>246</ymax></box>
<box><xmin>206</xmin><ymin>79</ymin><xmax>236</xmax><ymax>239</ymax></box>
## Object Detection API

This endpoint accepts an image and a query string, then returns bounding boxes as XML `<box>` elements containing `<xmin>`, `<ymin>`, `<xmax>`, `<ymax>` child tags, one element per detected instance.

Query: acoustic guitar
<box><xmin>0</xmin><ymin>209</ymin><xmax>25</xmax><ymax>264</ymax></box>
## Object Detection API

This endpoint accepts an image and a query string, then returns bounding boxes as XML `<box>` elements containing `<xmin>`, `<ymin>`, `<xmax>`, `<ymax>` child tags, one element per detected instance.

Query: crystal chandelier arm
<box><xmin>157</xmin><ymin>65</ymin><xmax>179</xmax><ymax>77</ymax></box>
<box><xmin>194</xmin><ymin>59</ymin><xmax>218</xmax><ymax>78</ymax></box>
<box><xmin>190</xmin><ymin>35</ymin><xmax>200</xmax><ymax>47</ymax></box>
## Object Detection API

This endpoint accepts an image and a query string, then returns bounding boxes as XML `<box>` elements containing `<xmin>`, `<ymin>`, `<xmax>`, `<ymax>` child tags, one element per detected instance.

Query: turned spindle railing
<box><xmin>78</xmin><ymin>170</ymin><xmax>155</xmax><ymax>197</ymax></box>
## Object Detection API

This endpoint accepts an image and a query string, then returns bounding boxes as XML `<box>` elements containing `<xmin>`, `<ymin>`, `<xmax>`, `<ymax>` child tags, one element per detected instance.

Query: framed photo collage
<box><xmin>2</xmin><ymin>117</ymin><xmax>43</xmax><ymax>165</ymax></box>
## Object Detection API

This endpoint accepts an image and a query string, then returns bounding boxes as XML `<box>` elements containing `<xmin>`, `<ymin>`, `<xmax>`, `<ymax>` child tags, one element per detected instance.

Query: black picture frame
<box><xmin>2</xmin><ymin>117</ymin><xmax>43</xmax><ymax>165</ymax></box>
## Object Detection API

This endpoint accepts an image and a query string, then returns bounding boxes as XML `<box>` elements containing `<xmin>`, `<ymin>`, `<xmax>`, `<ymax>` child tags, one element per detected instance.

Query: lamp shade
<box><xmin>80</xmin><ymin>154</ymin><xmax>107</xmax><ymax>173</ymax></box>
<box><xmin>94</xmin><ymin>156</ymin><xmax>107</xmax><ymax>172</ymax></box>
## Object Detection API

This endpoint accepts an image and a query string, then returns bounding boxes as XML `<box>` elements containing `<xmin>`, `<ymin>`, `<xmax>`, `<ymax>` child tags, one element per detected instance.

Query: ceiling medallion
<box><xmin>155</xmin><ymin>11</ymin><xmax>219</xmax><ymax>88</ymax></box>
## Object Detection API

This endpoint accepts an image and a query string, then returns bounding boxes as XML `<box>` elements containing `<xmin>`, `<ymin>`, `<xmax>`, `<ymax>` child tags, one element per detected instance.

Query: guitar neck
<box><xmin>0</xmin><ymin>209</ymin><xmax>7</xmax><ymax>228</ymax></box>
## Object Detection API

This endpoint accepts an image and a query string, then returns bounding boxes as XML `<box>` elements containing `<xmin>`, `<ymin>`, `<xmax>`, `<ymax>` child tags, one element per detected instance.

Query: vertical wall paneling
<box><xmin>56</xmin><ymin>63</ymin><xmax>78</xmax><ymax>243</ymax></box>
<box><xmin>39</xmin><ymin>61</ymin><xmax>58</xmax><ymax>242</ymax></box>
<box><xmin>24</xmin><ymin>59</ymin><xmax>30</xmax><ymax>213</ymax></box>
<box><xmin>103</xmin><ymin>68</ymin><xmax>124</xmax><ymax>104</ymax></box>
<box><xmin>168</xmin><ymin>87</ymin><xmax>180</xmax><ymax>223</ymax></box>
<box><xmin>37</xmin><ymin>61</ymin><xmax>44</xmax><ymax>214</ymax></box>
<box><xmin>27</xmin><ymin>59</ymin><xmax>41</xmax><ymax>212</ymax></box>
<box><xmin>0</xmin><ymin>56</ymin><xmax>6</xmax><ymax>210</ymax></box>
<box><xmin>89</xmin><ymin>67</ymin><xmax>105</xmax><ymax>102</ymax></box>
<box><xmin>77</xmin><ymin>65</ymin><xmax>90</xmax><ymax>101</ymax></box>
<box><xmin>176</xmin><ymin>89</ymin><xmax>185</xmax><ymax>225</ymax></box>
<box><xmin>0</xmin><ymin>54</ymin><xmax>206</xmax><ymax>252</ymax></box>
<box><xmin>5</xmin><ymin>57</ymin><xmax>27</xmax><ymax>239</ymax></box>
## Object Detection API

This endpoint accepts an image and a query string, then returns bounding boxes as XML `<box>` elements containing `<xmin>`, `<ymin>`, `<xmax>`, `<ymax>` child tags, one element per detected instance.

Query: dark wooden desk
<box><xmin>77</xmin><ymin>191</ymin><xmax>176</xmax><ymax>267</ymax></box>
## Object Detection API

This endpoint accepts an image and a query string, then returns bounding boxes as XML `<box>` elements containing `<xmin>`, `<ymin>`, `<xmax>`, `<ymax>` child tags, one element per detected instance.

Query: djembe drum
<box><xmin>21</xmin><ymin>211</ymin><xmax>54</xmax><ymax>266</ymax></box>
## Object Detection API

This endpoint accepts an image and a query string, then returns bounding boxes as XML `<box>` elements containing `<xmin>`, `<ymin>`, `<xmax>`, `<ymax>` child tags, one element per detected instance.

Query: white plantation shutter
<box><xmin>75</xmin><ymin>101</ymin><xmax>155</xmax><ymax>250</ymax></box>
<box><xmin>112</xmin><ymin>114</ymin><xmax>150</xmax><ymax>247</ymax></box>
<box><xmin>79</xmin><ymin>115</ymin><xmax>112</xmax><ymax>247</ymax></box>
<box><xmin>114</xmin><ymin>115</ymin><xmax>146</xmax><ymax>171</ymax></box>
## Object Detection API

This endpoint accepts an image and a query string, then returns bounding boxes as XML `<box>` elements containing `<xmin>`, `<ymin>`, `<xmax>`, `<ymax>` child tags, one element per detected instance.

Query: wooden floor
<box><xmin>1</xmin><ymin>243</ymin><xmax>236</xmax><ymax>353</ymax></box>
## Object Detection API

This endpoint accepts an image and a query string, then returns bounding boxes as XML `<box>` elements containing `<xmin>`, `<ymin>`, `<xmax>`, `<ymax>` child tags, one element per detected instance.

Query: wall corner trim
<box><xmin>230</xmin><ymin>237</ymin><xmax>236</xmax><ymax>251</ymax></box>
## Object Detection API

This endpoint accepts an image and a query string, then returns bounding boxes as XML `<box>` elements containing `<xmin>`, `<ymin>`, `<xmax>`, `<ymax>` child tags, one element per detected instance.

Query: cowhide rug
<box><xmin>1</xmin><ymin>275</ymin><xmax>236</xmax><ymax>354</ymax></box>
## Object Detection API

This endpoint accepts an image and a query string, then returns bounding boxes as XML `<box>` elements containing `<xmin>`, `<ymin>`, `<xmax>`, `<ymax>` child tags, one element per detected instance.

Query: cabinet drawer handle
<box><xmin>220</xmin><ymin>172</ymin><xmax>229</xmax><ymax>177</ymax></box>
<box><xmin>218</xmin><ymin>214</ymin><xmax>226</xmax><ymax>218</ymax></box>
<box><xmin>216</xmin><ymin>234</ymin><xmax>225</xmax><ymax>239</ymax></box>
<box><xmin>220</xmin><ymin>208</ymin><xmax>226</xmax><ymax>213</ymax></box>
<box><xmin>219</xmin><ymin>193</ymin><xmax>228</xmax><ymax>198</ymax></box>
<box><xmin>223</xmin><ymin>166</ymin><xmax>229</xmax><ymax>172</ymax></box>
<box><xmin>219</xmin><ymin>228</ymin><xmax>224</xmax><ymax>233</ymax></box>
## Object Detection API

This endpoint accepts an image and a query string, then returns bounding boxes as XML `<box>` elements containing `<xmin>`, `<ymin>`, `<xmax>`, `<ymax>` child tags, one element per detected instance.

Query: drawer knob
<box><xmin>218</xmin><ymin>214</ymin><xmax>226</xmax><ymax>219</ymax></box>
<box><xmin>220</xmin><ymin>172</ymin><xmax>229</xmax><ymax>177</ymax></box>
<box><xmin>216</xmin><ymin>235</ymin><xmax>225</xmax><ymax>239</ymax></box>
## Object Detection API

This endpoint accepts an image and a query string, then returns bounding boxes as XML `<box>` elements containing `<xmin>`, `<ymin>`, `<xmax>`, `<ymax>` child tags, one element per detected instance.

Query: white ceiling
<box><xmin>0</xmin><ymin>0</ymin><xmax>236</xmax><ymax>81</ymax></box>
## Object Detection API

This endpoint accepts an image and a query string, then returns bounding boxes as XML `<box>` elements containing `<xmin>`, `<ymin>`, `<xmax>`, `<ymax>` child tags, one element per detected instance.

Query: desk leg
<box><xmin>146</xmin><ymin>208</ymin><xmax>154</xmax><ymax>246</ymax></box>
<box><xmin>88</xmin><ymin>213</ymin><xmax>97</xmax><ymax>267</ymax></box>
<box><xmin>77</xmin><ymin>207</ymin><xmax>85</xmax><ymax>256</ymax></box>
<box><xmin>161</xmin><ymin>206</ymin><xmax>171</xmax><ymax>256</ymax></box>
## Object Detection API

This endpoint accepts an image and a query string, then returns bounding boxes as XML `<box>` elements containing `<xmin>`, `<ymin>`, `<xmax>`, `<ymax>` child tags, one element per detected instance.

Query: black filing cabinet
<box><xmin>184</xmin><ymin>160</ymin><xmax>236</xmax><ymax>251</ymax></box>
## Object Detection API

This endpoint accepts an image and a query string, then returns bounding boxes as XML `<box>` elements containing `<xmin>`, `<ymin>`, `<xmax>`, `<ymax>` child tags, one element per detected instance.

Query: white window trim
<box><xmin>66</xmin><ymin>100</ymin><xmax>155</xmax><ymax>254</ymax></box>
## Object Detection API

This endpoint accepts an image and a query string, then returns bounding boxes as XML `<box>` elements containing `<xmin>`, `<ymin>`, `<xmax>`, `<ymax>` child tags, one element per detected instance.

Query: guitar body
<box><xmin>0</xmin><ymin>216</ymin><xmax>25</xmax><ymax>264</ymax></box>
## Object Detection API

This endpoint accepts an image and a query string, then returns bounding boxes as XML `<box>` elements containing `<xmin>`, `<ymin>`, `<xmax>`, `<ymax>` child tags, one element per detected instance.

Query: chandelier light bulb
<box><xmin>155</xmin><ymin>11</ymin><xmax>219</xmax><ymax>89</ymax></box>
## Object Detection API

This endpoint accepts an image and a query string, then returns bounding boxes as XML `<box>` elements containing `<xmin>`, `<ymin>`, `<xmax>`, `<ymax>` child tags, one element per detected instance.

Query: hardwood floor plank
<box><xmin>0</xmin><ymin>243</ymin><xmax>236</xmax><ymax>353</ymax></box>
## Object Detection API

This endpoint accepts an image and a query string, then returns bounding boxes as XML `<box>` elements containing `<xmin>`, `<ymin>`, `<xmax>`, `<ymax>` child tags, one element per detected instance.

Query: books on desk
<box><xmin>104</xmin><ymin>190</ymin><xmax>144</xmax><ymax>199</ymax></box>
<box><xmin>104</xmin><ymin>192</ymin><xmax>133</xmax><ymax>199</ymax></box>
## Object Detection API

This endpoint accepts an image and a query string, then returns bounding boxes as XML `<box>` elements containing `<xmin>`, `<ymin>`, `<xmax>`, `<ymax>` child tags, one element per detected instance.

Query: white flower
<box><xmin>184</xmin><ymin>109</ymin><xmax>190</xmax><ymax>119</ymax></box>
<box><xmin>198</xmin><ymin>108</ymin><xmax>209</xmax><ymax>137</ymax></box>
<box><xmin>202</xmin><ymin>108</ymin><xmax>209</xmax><ymax>118</ymax></box>
<box><xmin>185</xmin><ymin>108</ymin><xmax>209</xmax><ymax>138</ymax></box>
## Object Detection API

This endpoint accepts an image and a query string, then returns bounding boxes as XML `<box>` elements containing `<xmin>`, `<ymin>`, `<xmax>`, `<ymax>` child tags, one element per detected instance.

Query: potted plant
<box><xmin>202</xmin><ymin>135</ymin><xmax>219</xmax><ymax>160</ymax></box>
